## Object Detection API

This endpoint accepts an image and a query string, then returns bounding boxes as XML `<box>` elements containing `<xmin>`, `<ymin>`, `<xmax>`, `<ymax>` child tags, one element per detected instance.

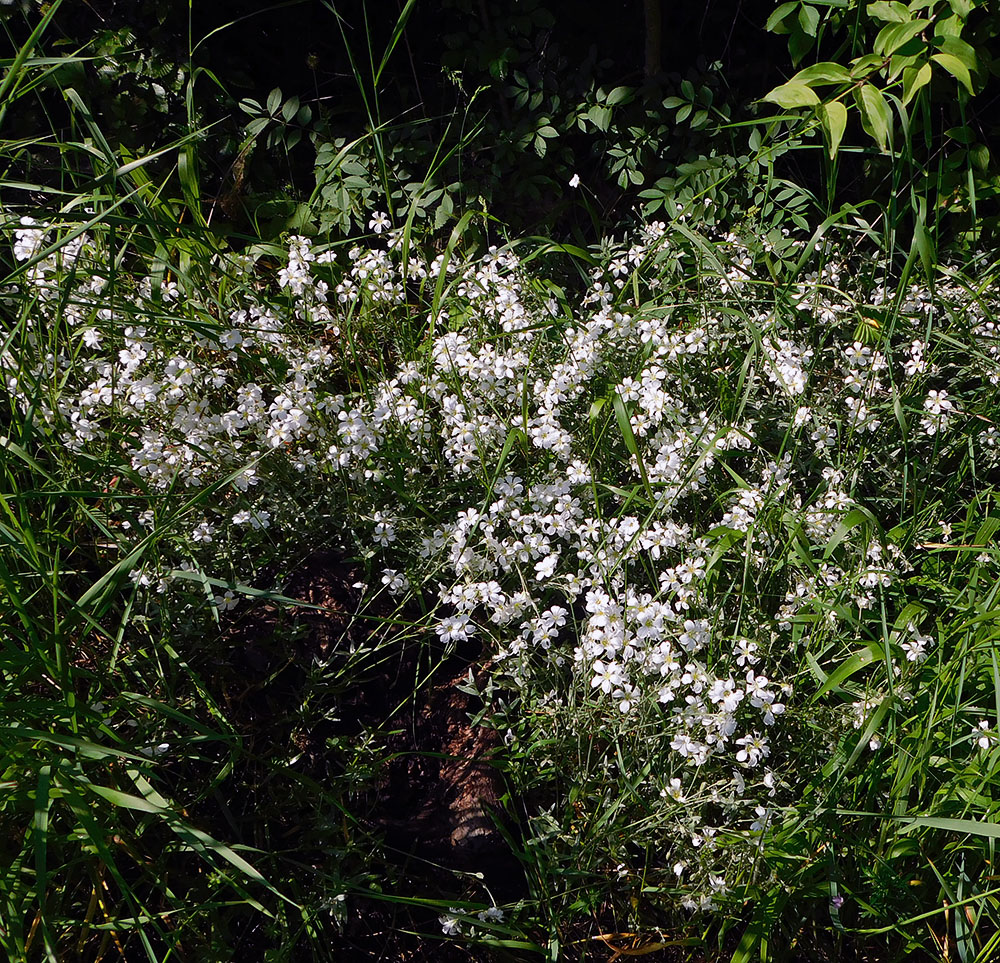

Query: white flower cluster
<box><xmin>6</xmin><ymin>212</ymin><xmax>1000</xmax><ymax>909</ymax></box>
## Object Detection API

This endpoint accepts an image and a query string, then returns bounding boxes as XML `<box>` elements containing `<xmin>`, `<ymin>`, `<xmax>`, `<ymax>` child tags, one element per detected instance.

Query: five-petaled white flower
<box><xmin>368</xmin><ymin>211</ymin><xmax>390</xmax><ymax>233</ymax></box>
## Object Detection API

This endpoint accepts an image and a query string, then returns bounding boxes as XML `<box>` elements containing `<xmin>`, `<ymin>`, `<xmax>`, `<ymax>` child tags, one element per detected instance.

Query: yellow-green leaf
<box><xmin>763</xmin><ymin>82</ymin><xmax>821</xmax><ymax>109</ymax></box>
<box><xmin>866</xmin><ymin>1</ymin><xmax>909</xmax><ymax>22</ymax></box>
<box><xmin>819</xmin><ymin>101</ymin><xmax>848</xmax><ymax>159</ymax></box>
<box><xmin>798</xmin><ymin>3</ymin><xmax>820</xmax><ymax>37</ymax></box>
<box><xmin>937</xmin><ymin>35</ymin><xmax>977</xmax><ymax>70</ymax></box>
<box><xmin>855</xmin><ymin>83</ymin><xmax>892</xmax><ymax>152</ymax></box>
<box><xmin>874</xmin><ymin>20</ymin><xmax>930</xmax><ymax>57</ymax></box>
<box><xmin>902</xmin><ymin>62</ymin><xmax>932</xmax><ymax>105</ymax></box>
<box><xmin>766</xmin><ymin>1</ymin><xmax>798</xmax><ymax>33</ymax></box>
<box><xmin>791</xmin><ymin>62</ymin><xmax>852</xmax><ymax>85</ymax></box>
<box><xmin>932</xmin><ymin>52</ymin><xmax>974</xmax><ymax>93</ymax></box>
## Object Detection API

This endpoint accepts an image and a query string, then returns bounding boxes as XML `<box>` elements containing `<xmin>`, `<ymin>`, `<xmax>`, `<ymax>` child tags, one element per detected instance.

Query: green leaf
<box><xmin>791</xmin><ymin>62</ymin><xmax>852</xmax><ymax>85</ymax></box>
<box><xmin>874</xmin><ymin>19</ymin><xmax>930</xmax><ymax>56</ymax></box>
<box><xmin>937</xmin><ymin>35</ymin><xmax>977</xmax><ymax>70</ymax></box>
<box><xmin>612</xmin><ymin>393</ymin><xmax>652</xmax><ymax>499</ymax></box>
<box><xmin>824</xmin><ymin>508</ymin><xmax>874</xmax><ymax>559</ymax></box>
<box><xmin>798</xmin><ymin>3</ymin><xmax>820</xmax><ymax>36</ymax></box>
<box><xmin>788</xmin><ymin>29</ymin><xmax>815</xmax><ymax>65</ymax></box>
<box><xmin>970</xmin><ymin>143</ymin><xmax>990</xmax><ymax>171</ymax></box>
<box><xmin>587</xmin><ymin>104</ymin><xmax>611</xmax><ymax>130</ymax></box>
<box><xmin>932</xmin><ymin>52</ymin><xmax>974</xmax><ymax>93</ymax></box>
<box><xmin>763</xmin><ymin>82</ymin><xmax>821</xmax><ymax>109</ymax></box>
<box><xmin>898</xmin><ymin>817</ymin><xmax>1000</xmax><ymax>840</ymax></box>
<box><xmin>605</xmin><ymin>85</ymin><xmax>632</xmax><ymax>106</ymax></box>
<box><xmin>945</xmin><ymin>124</ymin><xmax>975</xmax><ymax>143</ymax></box>
<box><xmin>88</xmin><ymin>784</ymin><xmax>163</xmax><ymax>814</ymax></box>
<box><xmin>814</xmin><ymin>645</ymin><xmax>884</xmax><ymax>699</ymax></box>
<box><xmin>855</xmin><ymin>83</ymin><xmax>892</xmax><ymax>152</ymax></box>
<box><xmin>245</xmin><ymin>117</ymin><xmax>269</xmax><ymax>138</ymax></box>
<box><xmin>280</xmin><ymin>95</ymin><xmax>299</xmax><ymax>122</ymax></box>
<box><xmin>911</xmin><ymin>201</ymin><xmax>934</xmax><ymax>280</ymax></box>
<box><xmin>866</xmin><ymin>1</ymin><xmax>909</xmax><ymax>21</ymax></box>
<box><xmin>766</xmin><ymin>1</ymin><xmax>798</xmax><ymax>33</ymax></box>
<box><xmin>902</xmin><ymin>61</ymin><xmax>932</xmax><ymax>105</ymax></box>
<box><xmin>819</xmin><ymin>101</ymin><xmax>848</xmax><ymax>159</ymax></box>
<box><xmin>851</xmin><ymin>53</ymin><xmax>884</xmax><ymax>76</ymax></box>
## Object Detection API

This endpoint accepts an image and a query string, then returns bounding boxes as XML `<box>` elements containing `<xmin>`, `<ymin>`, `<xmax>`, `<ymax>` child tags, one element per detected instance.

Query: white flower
<box><xmin>735</xmin><ymin>732</ymin><xmax>770</xmax><ymax>767</ymax></box>
<box><xmin>191</xmin><ymin>520</ymin><xmax>215</xmax><ymax>543</ymax></box>
<box><xmin>214</xmin><ymin>589</ymin><xmax>239</xmax><ymax>612</ymax></box>
<box><xmin>591</xmin><ymin>659</ymin><xmax>622</xmax><ymax>695</ymax></box>
<box><xmin>437</xmin><ymin>613</ymin><xmax>474</xmax><ymax>644</ymax></box>
<box><xmin>923</xmin><ymin>389</ymin><xmax>952</xmax><ymax>415</ymax></box>
<box><xmin>660</xmin><ymin>777</ymin><xmax>686</xmax><ymax>802</ymax></box>
<box><xmin>381</xmin><ymin>569</ymin><xmax>410</xmax><ymax>596</ymax></box>
<box><xmin>368</xmin><ymin>211</ymin><xmax>391</xmax><ymax>234</ymax></box>
<box><xmin>438</xmin><ymin>908</ymin><xmax>464</xmax><ymax>936</ymax></box>
<box><xmin>569</xmin><ymin>173</ymin><xmax>581</xmax><ymax>188</ymax></box>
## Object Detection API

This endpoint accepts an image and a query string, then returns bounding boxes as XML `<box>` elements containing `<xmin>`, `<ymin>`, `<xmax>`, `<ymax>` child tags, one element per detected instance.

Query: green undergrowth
<box><xmin>6</xmin><ymin>190</ymin><xmax>1000</xmax><ymax>963</ymax></box>
<box><xmin>5</xmin><ymin>1</ymin><xmax>1000</xmax><ymax>962</ymax></box>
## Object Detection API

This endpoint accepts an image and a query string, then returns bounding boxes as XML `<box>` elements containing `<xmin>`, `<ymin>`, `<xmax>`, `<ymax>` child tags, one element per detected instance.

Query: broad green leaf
<box><xmin>791</xmin><ymin>62</ymin><xmax>852</xmax><ymax>85</ymax></box>
<box><xmin>902</xmin><ymin>61</ymin><xmax>932</xmax><ymax>105</ymax></box>
<box><xmin>886</xmin><ymin>51</ymin><xmax>918</xmax><ymax>83</ymax></box>
<box><xmin>932</xmin><ymin>52</ymin><xmax>974</xmax><ymax>93</ymax></box>
<box><xmin>280</xmin><ymin>95</ymin><xmax>299</xmax><ymax>122</ymax></box>
<box><xmin>970</xmin><ymin>143</ymin><xmax>990</xmax><ymax>171</ymax></box>
<box><xmin>866</xmin><ymin>0</ymin><xmax>909</xmax><ymax>21</ymax></box>
<box><xmin>798</xmin><ymin>3</ymin><xmax>820</xmax><ymax>36</ymax></box>
<box><xmin>763</xmin><ymin>82</ymin><xmax>821</xmax><ymax>109</ymax></box>
<box><xmin>819</xmin><ymin>101</ymin><xmax>848</xmax><ymax>159</ymax></box>
<box><xmin>766</xmin><ymin>1</ymin><xmax>798</xmax><ymax>33</ymax></box>
<box><xmin>587</xmin><ymin>104</ymin><xmax>611</xmax><ymax>130</ymax></box>
<box><xmin>855</xmin><ymin>83</ymin><xmax>892</xmax><ymax>152</ymax></box>
<box><xmin>788</xmin><ymin>28</ymin><xmax>815</xmax><ymax>65</ymax></box>
<box><xmin>851</xmin><ymin>53</ymin><xmax>884</xmax><ymax>76</ymax></box>
<box><xmin>935</xmin><ymin>13</ymin><xmax>965</xmax><ymax>39</ymax></box>
<box><xmin>874</xmin><ymin>19</ymin><xmax>930</xmax><ymax>56</ymax></box>
<box><xmin>945</xmin><ymin>124</ymin><xmax>974</xmax><ymax>143</ymax></box>
<box><xmin>605</xmin><ymin>85</ymin><xmax>632</xmax><ymax>106</ymax></box>
<box><xmin>973</xmin><ymin>516</ymin><xmax>1000</xmax><ymax>548</ymax></box>
<box><xmin>937</xmin><ymin>34</ymin><xmax>977</xmax><ymax>70</ymax></box>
